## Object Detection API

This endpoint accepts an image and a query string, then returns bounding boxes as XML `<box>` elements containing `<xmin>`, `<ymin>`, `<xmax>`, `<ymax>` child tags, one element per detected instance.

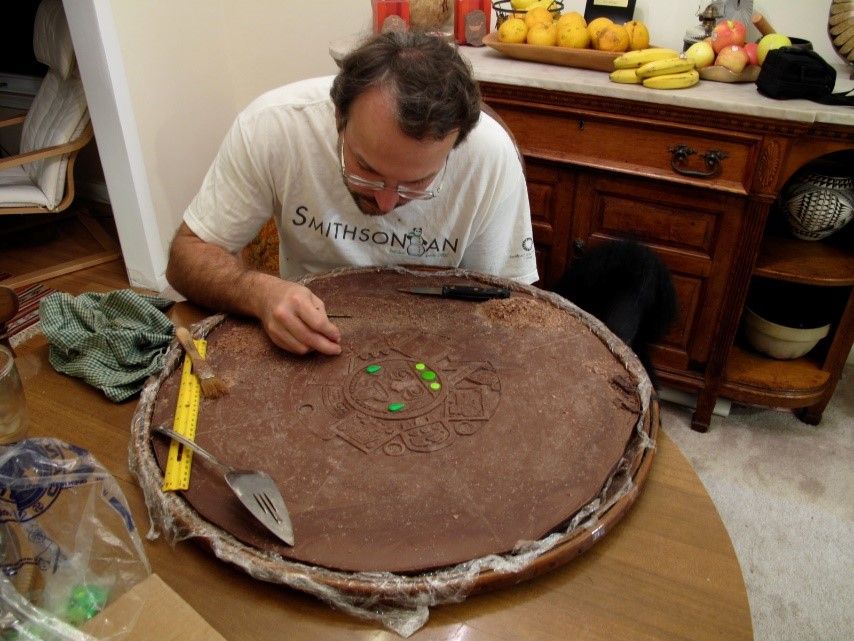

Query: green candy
<box><xmin>65</xmin><ymin>584</ymin><xmax>108</xmax><ymax>625</ymax></box>
<box><xmin>387</xmin><ymin>402</ymin><xmax>405</xmax><ymax>412</ymax></box>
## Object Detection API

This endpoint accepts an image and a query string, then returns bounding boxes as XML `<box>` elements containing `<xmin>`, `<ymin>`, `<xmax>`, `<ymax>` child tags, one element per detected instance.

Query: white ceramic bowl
<box><xmin>743</xmin><ymin>308</ymin><xmax>830</xmax><ymax>359</ymax></box>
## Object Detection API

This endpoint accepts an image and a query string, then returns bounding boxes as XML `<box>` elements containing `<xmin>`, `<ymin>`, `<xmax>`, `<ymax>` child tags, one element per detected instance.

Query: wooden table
<box><xmin>14</xmin><ymin>308</ymin><xmax>753</xmax><ymax>641</ymax></box>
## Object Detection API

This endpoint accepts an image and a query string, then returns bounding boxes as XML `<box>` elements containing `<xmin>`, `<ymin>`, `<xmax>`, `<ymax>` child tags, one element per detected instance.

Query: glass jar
<box><xmin>0</xmin><ymin>345</ymin><xmax>28</xmax><ymax>444</ymax></box>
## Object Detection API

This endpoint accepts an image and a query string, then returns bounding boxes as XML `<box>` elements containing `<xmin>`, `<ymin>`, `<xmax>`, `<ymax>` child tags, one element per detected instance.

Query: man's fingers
<box><xmin>267</xmin><ymin>321</ymin><xmax>342</xmax><ymax>356</ymax></box>
<box><xmin>290</xmin><ymin>306</ymin><xmax>342</xmax><ymax>355</ymax></box>
<box><xmin>267</xmin><ymin>305</ymin><xmax>341</xmax><ymax>356</ymax></box>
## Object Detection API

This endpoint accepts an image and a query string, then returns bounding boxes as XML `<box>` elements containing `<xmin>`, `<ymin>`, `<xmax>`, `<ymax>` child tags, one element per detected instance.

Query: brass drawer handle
<box><xmin>669</xmin><ymin>144</ymin><xmax>728</xmax><ymax>178</ymax></box>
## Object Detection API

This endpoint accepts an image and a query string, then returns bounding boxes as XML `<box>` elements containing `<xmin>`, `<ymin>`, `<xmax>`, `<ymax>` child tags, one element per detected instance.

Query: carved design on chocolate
<box><xmin>402</xmin><ymin>421</ymin><xmax>452</xmax><ymax>452</ymax></box>
<box><xmin>333</xmin><ymin>414</ymin><xmax>399</xmax><ymax>453</ymax></box>
<box><xmin>347</xmin><ymin>359</ymin><xmax>443</xmax><ymax>418</ymax></box>
<box><xmin>309</xmin><ymin>333</ymin><xmax>500</xmax><ymax>455</ymax></box>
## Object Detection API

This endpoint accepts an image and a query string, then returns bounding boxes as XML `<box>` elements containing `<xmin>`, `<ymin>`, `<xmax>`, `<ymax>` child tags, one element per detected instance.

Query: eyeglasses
<box><xmin>339</xmin><ymin>136</ymin><xmax>446</xmax><ymax>201</ymax></box>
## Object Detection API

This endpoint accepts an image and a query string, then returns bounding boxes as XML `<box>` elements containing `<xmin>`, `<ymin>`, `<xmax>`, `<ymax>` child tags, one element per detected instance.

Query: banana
<box><xmin>612</xmin><ymin>47</ymin><xmax>681</xmax><ymax>70</ymax></box>
<box><xmin>642</xmin><ymin>69</ymin><xmax>700</xmax><ymax>90</ymax></box>
<box><xmin>609</xmin><ymin>69</ymin><xmax>642</xmax><ymax>84</ymax></box>
<box><xmin>635</xmin><ymin>57</ymin><xmax>695</xmax><ymax>78</ymax></box>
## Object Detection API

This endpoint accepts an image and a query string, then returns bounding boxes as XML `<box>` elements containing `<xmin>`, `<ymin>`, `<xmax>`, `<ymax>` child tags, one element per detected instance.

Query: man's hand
<box><xmin>257</xmin><ymin>279</ymin><xmax>341</xmax><ymax>355</ymax></box>
<box><xmin>166</xmin><ymin>223</ymin><xmax>341</xmax><ymax>356</ymax></box>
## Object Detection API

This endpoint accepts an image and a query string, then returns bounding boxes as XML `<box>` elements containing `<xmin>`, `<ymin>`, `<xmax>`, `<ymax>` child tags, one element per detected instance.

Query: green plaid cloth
<box><xmin>39</xmin><ymin>289</ymin><xmax>175</xmax><ymax>402</ymax></box>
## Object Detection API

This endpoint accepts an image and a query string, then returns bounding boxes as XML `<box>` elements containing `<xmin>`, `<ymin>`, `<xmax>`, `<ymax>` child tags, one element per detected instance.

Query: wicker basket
<box><xmin>782</xmin><ymin>164</ymin><xmax>854</xmax><ymax>241</ymax></box>
<box><xmin>493</xmin><ymin>0</ymin><xmax>564</xmax><ymax>27</ymax></box>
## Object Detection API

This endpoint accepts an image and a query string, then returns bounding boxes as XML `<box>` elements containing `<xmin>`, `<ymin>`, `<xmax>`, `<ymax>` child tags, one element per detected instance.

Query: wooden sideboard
<box><xmin>476</xmin><ymin>71</ymin><xmax>853</xmax><ymax>432</ymax></box>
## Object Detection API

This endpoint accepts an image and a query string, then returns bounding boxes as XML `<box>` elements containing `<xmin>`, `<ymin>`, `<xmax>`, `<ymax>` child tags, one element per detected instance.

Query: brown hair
<box><xmin>330</xmin><ymin>31</ymin><xmax>481</xmax><ymax>146</ymax></box>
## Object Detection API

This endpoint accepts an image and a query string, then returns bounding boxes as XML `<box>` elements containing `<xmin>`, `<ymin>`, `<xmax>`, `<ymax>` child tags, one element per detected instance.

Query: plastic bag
<box><xmin>0</xmin><ymin>439</ymin><xmax>150</xmax><ymax>640</ymax></box>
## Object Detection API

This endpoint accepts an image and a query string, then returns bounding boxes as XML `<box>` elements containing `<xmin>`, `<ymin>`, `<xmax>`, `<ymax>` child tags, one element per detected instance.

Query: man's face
<box><xmin>339</xmin><ymin>86</ymin><xmax>458</xmax><ymax>216</ymax></box>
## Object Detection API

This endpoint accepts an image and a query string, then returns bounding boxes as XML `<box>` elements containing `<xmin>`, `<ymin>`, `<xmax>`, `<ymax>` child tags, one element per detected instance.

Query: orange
<box><xmin>624</xmin><ymin>20</ymin><xmax>650</xmax><ymax>50</ymax></box>
<box><xmin>595</xmin><ymin>24</ymin><xmax>630</xmax><ymax>52</ymax></box>
<box><xmin>586</xmin><ymin>16</ymin><xmax>613</xmax><ymax>47</ymax></box>
<box><xmin>524</xmin><ymin>7</ymin><xmax>553</xmax><ymax>29</ymax></box>
<box><xmin>527</xmin><ymin>22</ymin><xmax>558</xmax><ymax>46</ymax></box>
<box><xmin>557</xmin><ymin>24</ymin><xmax>590</xmax><ymax>49</ymax></box>
<box><xmin>556</xmin><ymin>11</ymin><xmax>586</xmax><ymax>31</ymax></box>
<box><xmin>498</xmin><ymin>17</ymin><xmax>527</xmax><ymax>43</ymax></box>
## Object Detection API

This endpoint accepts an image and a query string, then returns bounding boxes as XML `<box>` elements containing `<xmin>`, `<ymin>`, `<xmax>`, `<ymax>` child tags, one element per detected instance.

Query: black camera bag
<box><xmin>756</xmin><ymin>47</ymin><xmax>853</xmax><ymax>106</ymax></box>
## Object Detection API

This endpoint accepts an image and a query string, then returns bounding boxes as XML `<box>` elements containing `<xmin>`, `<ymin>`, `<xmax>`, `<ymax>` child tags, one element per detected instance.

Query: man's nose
<box><xmin>373</xmin><ymin>188</ymin><xmax>400</xmax><ymax>213</ymax></box>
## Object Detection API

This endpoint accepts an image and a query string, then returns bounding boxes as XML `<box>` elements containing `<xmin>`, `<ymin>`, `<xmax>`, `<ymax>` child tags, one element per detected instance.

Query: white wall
<box><xmin>71</xmin><ymin>0</ymin><xmax>842</xmax><ymax>290</ymax></box>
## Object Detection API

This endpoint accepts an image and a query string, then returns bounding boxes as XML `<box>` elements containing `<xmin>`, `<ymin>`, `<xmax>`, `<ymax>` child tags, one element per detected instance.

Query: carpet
<box><xmin>661</xmin><ymin>367</ymin><xmax>854</xmax><ymax>641</ymax></box>
<box><xmin>0</xmin><ymin>273</ymin><xmax>56</xmax><ymax>348</ymax></box>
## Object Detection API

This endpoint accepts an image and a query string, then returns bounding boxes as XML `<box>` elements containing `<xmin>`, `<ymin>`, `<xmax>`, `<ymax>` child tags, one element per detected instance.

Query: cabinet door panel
<box><xmin>574</xmin><ymin>174</ymin><xmax>746</xmax><ymax>365</ymax></box>
<box><xmin>654</xmin><ymin>273</ymin><xmax>703</xmax><ymax>370</ymax></box>
<box><xmin>525</xmin><ymin>160</ymin><xmax>575</xmax><ymax>288</ymax></box>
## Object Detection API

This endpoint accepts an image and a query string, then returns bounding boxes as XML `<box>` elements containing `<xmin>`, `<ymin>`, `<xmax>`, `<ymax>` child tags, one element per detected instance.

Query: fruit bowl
<box><xmin>698</xmin><ymin>64</ymin><xmax>761</xmax><ymax>83</ymax></box>
<box><xmin>482</xmin><ymin>31</ymin><xmax>631</xmax><ymax>71</ymax></box>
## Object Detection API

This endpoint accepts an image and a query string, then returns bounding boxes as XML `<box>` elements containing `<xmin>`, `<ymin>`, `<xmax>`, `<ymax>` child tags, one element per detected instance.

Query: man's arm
<box><xmin>166</xmin><ymin>223</ymin><xmax>341</xmax><ymax>355</ymax></box>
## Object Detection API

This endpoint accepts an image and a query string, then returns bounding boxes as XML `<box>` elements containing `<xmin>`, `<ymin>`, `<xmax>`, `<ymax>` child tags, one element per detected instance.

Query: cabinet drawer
<box><xmin>495</xmin><ymin>104</ymin><xmax>760</xmax><ymax>195</ymax></box>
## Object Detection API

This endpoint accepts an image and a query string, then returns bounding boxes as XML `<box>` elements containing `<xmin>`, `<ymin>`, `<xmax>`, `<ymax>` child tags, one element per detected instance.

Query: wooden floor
<box><xmin>0</xmin><ymin>203</ymin><xmax>133</xmax><ymax>295</ymax></box>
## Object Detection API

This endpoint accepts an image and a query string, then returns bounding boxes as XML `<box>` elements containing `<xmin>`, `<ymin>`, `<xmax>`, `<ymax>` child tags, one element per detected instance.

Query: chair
<box><xmin>0</xmin><ymin>0</ymin><xmax>119</xmax><ymax>289</ymax></box>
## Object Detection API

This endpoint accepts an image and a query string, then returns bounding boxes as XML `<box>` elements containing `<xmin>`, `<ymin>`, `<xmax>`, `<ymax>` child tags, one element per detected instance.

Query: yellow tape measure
<box><xmin>162</xmin><ymin>338</ymin><xmax>206</xmax><ymax>491</ymax></box>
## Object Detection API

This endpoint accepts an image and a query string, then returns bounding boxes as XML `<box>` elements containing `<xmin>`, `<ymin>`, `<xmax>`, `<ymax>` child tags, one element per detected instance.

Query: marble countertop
<box><xmin>330</xmin><ymin>33</ymin><xmax>854</xmax><ymax>128</ymax></box>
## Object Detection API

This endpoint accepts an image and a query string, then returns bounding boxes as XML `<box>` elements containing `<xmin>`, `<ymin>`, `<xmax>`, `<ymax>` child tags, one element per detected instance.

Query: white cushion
<box><xmin>19</xmin><ymin>72</ymin><xmax>88</xmax><ymax>208</ymax></box>
<box><xmin>33</xmin><ymin>0</ymin><xmax>75</xmax><ymax>81</ymax></box>
<box><xmin>9</xmin><ymin>0</ymin><xmax>90</xmax><ymax>211</ymax></box>
<box><xmin>0</xmin><ymin>165</ymin><xmax>51</xmax><ymax>208</ymax></box>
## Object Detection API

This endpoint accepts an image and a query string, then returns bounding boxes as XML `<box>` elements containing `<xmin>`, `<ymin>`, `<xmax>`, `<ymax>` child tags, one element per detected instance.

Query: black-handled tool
<box><xmin>398</xmin><ymin>285</ymin><xmax>511</xmax><ymax>301</ymax></box>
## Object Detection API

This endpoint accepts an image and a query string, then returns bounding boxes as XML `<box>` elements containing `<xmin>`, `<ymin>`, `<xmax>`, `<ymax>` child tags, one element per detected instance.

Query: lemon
<box><xmin>557</xmin><ymin>24</ymin><xmax>590</xmax><ymax>49</ymax></box>
<box><xmin>510</xmin><ymin>0</ymin><xmax>537</xmax><ymax>10</ymax></box>
<box><xmin>498</xmin><ymin>17</ymin><xmax>528</xmax><ymax>44</ymax></box>
<box><xmin>586</xmin><ymin>16</ymin><xmax>613</xmax><ymax>47</ymax></box>
<box><xmin>594</xmin><ymin>24</ymin><xmax>630</xmax><ymax>52</ymax></box>
<box><xmin>526</xmin><ymin>22</ymin><xmax>558</xmax><ymax>46</ymax></box>
<box><xmin>623</xmin><ymin>20</ymin><xmax>650</xmax><ymax>51</ymax></box>
<box><xmin>524</xmin><ymin>6</ymin><xmax>553</xmax><ymax>29</ymax></box>
<box><xmin>556</xmin><ymin>12</ymin><xmax>586</xmax><ymax>31</ymax></box>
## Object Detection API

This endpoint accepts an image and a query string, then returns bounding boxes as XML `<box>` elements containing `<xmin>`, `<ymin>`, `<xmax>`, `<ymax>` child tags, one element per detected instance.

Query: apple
<box><xmin>757</xmin><ymin>33</ymin><xmax>792</xmax><ymax>65</ymax></box>
<box><xmin>743</xmin><ymin>42</ymin><xmax>759</xmax><ymax>66</ymax></box>
<box><xmin>711</xmin><ymin>19</ymin><xmax>748</xmax><ymax>54</ymax></box>
<box><xmin>715</xmin><ymin>45</ymin><xmax>750</xmax><ymax>74</ymax></box>
<box><xmin>685</xmin><ymin>40</ymin><xmax>716</xmax><ymax>69</ymax></box>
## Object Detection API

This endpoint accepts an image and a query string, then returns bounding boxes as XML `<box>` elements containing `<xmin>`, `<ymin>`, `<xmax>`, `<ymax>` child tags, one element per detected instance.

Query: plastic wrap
<box><xmin>128</xmin><ymin>267</ymin><xmax>656</xmax><ymax>637</ymax></box>
<box><xmin>0</xmin><ymin>439</ymin><xmax>150</xmax><ymax>641</ymax></box>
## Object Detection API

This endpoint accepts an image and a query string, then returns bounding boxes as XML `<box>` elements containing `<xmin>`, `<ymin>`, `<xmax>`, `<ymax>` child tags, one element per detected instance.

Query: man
<box><xmin>166</xmin><ymin>31</ymin><xmax>537</xmax><ymax>356</ymax></box>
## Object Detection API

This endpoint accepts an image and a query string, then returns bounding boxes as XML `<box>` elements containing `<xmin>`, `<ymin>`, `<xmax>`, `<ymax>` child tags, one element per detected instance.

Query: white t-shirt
<box><xmin>184</xmin><ymin>76</ymin><xmax>538</xmax><ymax>284</ymax></box>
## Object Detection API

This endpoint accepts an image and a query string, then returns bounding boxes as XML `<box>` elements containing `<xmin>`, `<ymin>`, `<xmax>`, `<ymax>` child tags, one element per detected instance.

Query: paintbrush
<box><xmin>175</xmin><ymin>326</ymin><xmax>228</xmax><ymax>399</ymax></box>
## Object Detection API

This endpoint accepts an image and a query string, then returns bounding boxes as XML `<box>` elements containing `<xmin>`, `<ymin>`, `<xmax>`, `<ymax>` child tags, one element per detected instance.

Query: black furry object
<box><xmin>554</xmin><ymin>240</ymin><xmax>677</xmax><ymax>387</ymax></box>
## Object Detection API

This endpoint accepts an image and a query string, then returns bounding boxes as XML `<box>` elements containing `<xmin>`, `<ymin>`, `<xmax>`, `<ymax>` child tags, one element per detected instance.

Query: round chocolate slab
<box><xmin>136</xmin><ymin>267</ymin><xmax>653</xmax><ymax>579</ymax></box>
